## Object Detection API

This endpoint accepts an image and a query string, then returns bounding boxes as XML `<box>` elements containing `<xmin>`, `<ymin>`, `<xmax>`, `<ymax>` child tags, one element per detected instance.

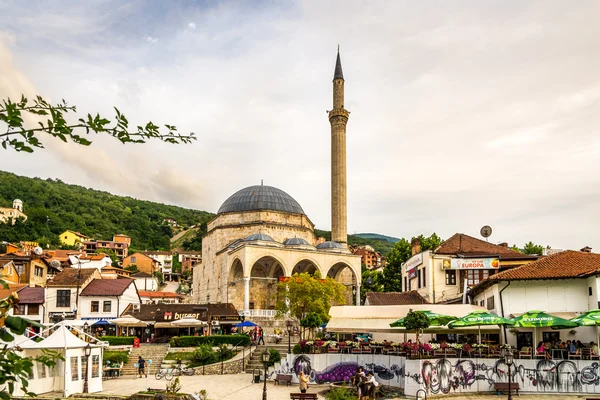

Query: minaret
<box><xmin>329</xmin><ymin>48</ymin><xmax>349</xmax><ymax>245</ymax></box>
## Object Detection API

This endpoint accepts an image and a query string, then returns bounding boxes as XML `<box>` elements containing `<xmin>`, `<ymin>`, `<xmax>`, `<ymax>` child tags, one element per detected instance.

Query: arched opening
<box><xmin>327</xmin><ymin>262</ymin><xmax>358</xmax><ymax>305</ymax></box>
<box><xmin>291</xmin><ymin>259</ymin><xmax>319</xmax><ymax>276</ymax></box>
<box><xmin>249</xmin><ymin>256</ymin><xmax>285</xmax><ymax>310</ymax></box>
<box><xmin>227</xmin><ymin>259</ymin><xmax>244</xmax><ymax>306</ymax></box>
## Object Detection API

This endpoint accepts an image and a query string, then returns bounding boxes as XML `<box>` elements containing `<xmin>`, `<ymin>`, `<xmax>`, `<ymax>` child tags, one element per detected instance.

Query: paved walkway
<box><xmin>100</xmin><ymin>375</ymin><xmax>591</xmax><ymax>399</ymax></box>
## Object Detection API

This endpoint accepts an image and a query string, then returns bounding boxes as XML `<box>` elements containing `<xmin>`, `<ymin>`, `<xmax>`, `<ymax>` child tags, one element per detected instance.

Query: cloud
<box><xmin>0</xmin><ymin>0</ymin><xmax>599</xmax><ymax>251</ymax></box>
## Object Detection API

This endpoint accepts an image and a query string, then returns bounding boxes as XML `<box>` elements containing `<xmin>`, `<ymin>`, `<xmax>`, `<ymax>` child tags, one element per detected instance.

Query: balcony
<box><xmin>239</xmin><ymin>309</ymin><xmax>277</xmax><ymax>318</ymax></box>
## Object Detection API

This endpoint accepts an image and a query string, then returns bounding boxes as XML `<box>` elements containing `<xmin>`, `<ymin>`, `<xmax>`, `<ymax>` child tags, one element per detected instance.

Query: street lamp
<box><xmin>83</xmin><ymin>322</ymin><xmax>89</xmax><ymax>334</ymax></box>
<box><xmin>502</xmin><ymin>346</ymin><xmax>514</xmax><ymax>400</ymax></box>
<box><xmin>286</xmin><ymin>320</ymin><xmax>293</xmax><ymax>354</ymax></box>
<box><xmin>261</xmin><ymin>349</ymin><xmax>270</xmax><ymax>400</ymax></box>
<box><xmin>83</xmin><ymin>343</ymin><xmax>92</xmax><ymax>393</ymax></box>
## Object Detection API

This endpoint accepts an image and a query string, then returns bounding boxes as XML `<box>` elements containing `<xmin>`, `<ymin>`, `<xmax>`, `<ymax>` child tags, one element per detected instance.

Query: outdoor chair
<box><xmin>519</xmin><ymin>347</ymin><xmax>532</xmax><ymax>359</ymax></box>
<box><xmin>534</xmin><ymin>349</ymin><xmax>546</xmax><ymax>359</ymax></box>
<box><xmin>568</xmin><ymin>349</ymin><xmax>582</xmax><ymax>360</ymax></box>
<box><xmin>328</xmin><ymin>347</ymin><xmax>339</xmax><ymax>354</ymax></box>
<box><xmin>583</xmin><ymin>348</ymin><xmax>600</xmax><ymax>360</ymax></box>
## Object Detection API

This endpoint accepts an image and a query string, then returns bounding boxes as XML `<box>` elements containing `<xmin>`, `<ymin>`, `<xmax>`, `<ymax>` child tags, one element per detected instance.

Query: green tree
<box><xmin>300</xmin><ymin>312</ymin><xmax>323</xmax><ymax>340</ymax></box>
<box><xmin>523</xmin><ymin>241</ymin><xmax>545</xmax><ymax>255</ymax></box>
<box><xmin>172</xmin><ymin>253</ymin><xmax>182</xmax><ymax>274</ymax></box>
<box><xmin>274</xmin><ymin>272</ymin><xmax>346</xmax><ymax>338</ymax></box>
<box><xmin>404</xmin><ymin>309</ymin><xmax>430</xmax><ymax>344</ymax></box>
<box><xmin>361</xmin><ymin>266</ymin><xmax>384</xmax><ymax>304</ymax></box>
<box><xmin>96</xmin><ymin>249</ymin><xmax>120</xmax><ymax>268</ymax></box>
<box><xmin>0</xmin><ymin>95</ymin><xmax>195</xmax><ymax>152</ymax></box>
<box><xmin>124</xmin><ymin>264</ymin><xmax>139</xmax><ymax>273</ymax></box>
<box><xmin>382</xmin><ymin>233</ymin><xmax>443</xmax><ymax>292</ymax></box>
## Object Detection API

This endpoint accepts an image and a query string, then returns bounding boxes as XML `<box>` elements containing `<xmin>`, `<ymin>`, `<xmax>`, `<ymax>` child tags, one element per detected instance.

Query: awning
<box><xmin>154</xmin><ymin>322</ymin><xmax>175</xmax><ymax>328</ymax></box>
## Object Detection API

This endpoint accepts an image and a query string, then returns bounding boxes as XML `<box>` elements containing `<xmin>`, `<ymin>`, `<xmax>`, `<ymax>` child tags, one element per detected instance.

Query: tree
<box><xmin>404</xmin><ymin>309</ymin><xmax>430</xmax><ymax>345</ymax></box>
<box><xmin>96</xmin><ymin>249</ymin><xmax>120</xmax><ymax>268</ymax></box>
<box><xmin>124</xmin><ymin>264</ymin><xmax>139</xmax><ymax>273</ymax></box>
<box><xmin>274</xmin><ymin>272</ymin><xmax>346</xmax><ymax>339</ymax></box>
<box><xmin>361</xmin><ymin>266</ymin><xmax>384</xmax><ymax>304</ymax></box>
<box><xmin>0</xmin><ymin>95</ymin><xmax>195</xmax><ymax>152</ymax></box>
<box><xmin>382</xmin><ymin>233</ymin><xmax>443</xmax><ymax>292</ymax></box>
<box><xmin>523</xmin><ymin>241</ymin><xmax>545</xmax><ymax>255</ymax></box>
<box><xmin>300</xmin><ymin>312</ymin><xmax>323</xmax><ymax>340</ymax></box>
<box><xmin>172</xmin><ymin>253</ymin><xmax>182</xmax><ymax>274</ymax></box>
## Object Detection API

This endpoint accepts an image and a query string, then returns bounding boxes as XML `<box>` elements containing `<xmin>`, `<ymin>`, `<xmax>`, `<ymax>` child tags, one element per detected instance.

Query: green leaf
<box><xmin>0</xmin><ymin>328</ymin><xmax>14</xmax><ymax>342</ymax></box>
<box><xmin>5</xmin><ymin>315</ymin><xmax>27</xmax><ymax>334</ymax></box>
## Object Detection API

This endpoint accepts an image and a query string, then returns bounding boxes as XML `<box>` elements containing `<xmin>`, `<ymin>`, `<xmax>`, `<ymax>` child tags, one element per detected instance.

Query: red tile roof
<box><xmin>16</xmin><ymin>287</ymin><xmax>45</xmax><ymax>304</ymax></box>
<box><xmin>365</xmin><ymin>291</ymin><xmax>428</xmax><ymax>306</ymax></box>
<box><xmin>47</xmin><ymin>268</ymin><xmax>97</xmax><ymax>286</ymax></box>
<box><xmin>138</xmin><ymin>291</ymin><xmax>182</xmax><ymax>298</ymax></box>
<box><xmin>0</xmin><ymin>283</ymin><xmax>26</xmax><ymax>300</ymax></box>
<box><xmin>80</xmin><ymin>278</ymin><xmax>135</xmax><ymax>296</ymax></box>
<box><xmin>435</xmin><ymin>233</ymin><xmax>536</xmax><ymax>260</ymax></box>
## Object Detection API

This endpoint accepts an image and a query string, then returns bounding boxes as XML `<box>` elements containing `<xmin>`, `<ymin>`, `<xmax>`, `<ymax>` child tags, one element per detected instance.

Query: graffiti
<box><xmin>580</xmin><ymin>362</ymin><xmax>600</xmax><ymax>385</ymax></box>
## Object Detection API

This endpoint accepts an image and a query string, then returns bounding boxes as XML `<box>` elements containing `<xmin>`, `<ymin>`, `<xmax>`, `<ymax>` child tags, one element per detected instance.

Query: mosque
<box><xmin>192</xmin><ymin>50</ymin><xmax>361</xmax><ymax>317</ymax></box>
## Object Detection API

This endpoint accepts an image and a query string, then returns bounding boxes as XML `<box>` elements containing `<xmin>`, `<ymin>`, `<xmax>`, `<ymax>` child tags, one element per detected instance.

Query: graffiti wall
<box><xmin>272</xmin><ymin>354</ymin><xmax>600</xmax><ymax>397</ymax></box>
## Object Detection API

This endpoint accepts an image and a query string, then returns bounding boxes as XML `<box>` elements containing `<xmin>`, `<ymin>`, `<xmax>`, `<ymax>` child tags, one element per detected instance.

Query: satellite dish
<box><xmin>480</xmin><ymin>225</ymin><xmax>493</xmax><ymax>239</ymax></box>
<box><xmin>33</xmin><ymin>246</ymin><xmax>43</xmax><ymax>255</ymax></box>
<box><xmin>50</xmin><ymin>259</ymin><xmax>62</xmax><ymax>269</ymax></box>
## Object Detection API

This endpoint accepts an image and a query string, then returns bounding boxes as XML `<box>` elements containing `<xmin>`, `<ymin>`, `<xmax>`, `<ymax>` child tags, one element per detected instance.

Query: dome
<box><xmin>244</xmin><ymin>233</ymin><xmax>276</xmax><ymax>242</ymax></box>
<box><xmin>283</xmin><ymin>238</ymin><xmax>310</xmax><ymax>246</ymax></box>
<box><xmin>218</xmin><ymin>185</ymin><xmax>305</xmax><ymax>215</ymax></box>
<box><xmin>316</xmin><ymin>241</ymin><xmax>344</xmax><ymax>250</ymax></box>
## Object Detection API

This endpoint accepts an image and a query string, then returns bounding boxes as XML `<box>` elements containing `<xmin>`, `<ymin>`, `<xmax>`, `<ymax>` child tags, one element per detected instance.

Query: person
<box><xmin>258</xmin><ymin>327</ymin><xmax>265</xmax><ymax>345</ymax></box>
<box><xmin>364</xmin><ymin>372</ymin><xmax>379</xmax><ymax>399</ymax></box>
<box><xmin>352</xmin><ymin>367</ymin><xmax>366</xmax><ymax>400</ymax></box>
<box><xmin>568</xmin><ymin>340</ymin><xmax>577</xmax><ymax>354</ymax></box>
<box><xmin>138</xmin><ymin>356</ymin><xmax>147</xmax><ymax>378</ymax></box>
<box><xmin>299</xmin><ymin>370</ymin><xmax>309</xmax><ymax>393</ymax></box>
<box><xmin>591</xmin><ymin>341</ymin><xmax>599</xmax><ymax>355</ymax></box>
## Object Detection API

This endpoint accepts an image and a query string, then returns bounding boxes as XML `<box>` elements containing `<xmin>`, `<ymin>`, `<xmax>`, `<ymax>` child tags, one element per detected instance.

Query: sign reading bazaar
<box><xmin>443</xmin><ymin>258</ymin><xmax>500</xmax><ymax>270</ymax></box>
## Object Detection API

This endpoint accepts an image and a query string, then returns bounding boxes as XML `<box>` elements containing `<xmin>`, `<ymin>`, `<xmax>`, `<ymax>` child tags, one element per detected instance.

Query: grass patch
<box><xmin>164</xmin><ymin>352</ymin><xmax>194</xmax><ymax>361</ymax></box>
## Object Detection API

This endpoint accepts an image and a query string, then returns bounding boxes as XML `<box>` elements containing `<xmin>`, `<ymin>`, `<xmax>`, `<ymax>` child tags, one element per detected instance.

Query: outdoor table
<box><xmin>551</xmin><ymin>349</ymin><xmax>566</xmax><ymax>360</ymax></box>
<box><xmin>103</xmin><ymin>367</ymin><xmax>121</xmax><ymax>379</ymax></box>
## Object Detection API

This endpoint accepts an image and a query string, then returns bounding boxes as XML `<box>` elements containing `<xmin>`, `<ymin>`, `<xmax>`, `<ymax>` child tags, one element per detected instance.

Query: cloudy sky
<box><xmin>1</xmin><ymin>1</ymin><xmax>599</xmax><ymax>250</ymax></box>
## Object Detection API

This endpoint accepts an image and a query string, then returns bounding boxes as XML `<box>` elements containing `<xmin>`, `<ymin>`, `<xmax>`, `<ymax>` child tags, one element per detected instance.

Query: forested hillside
<box><xmin>314</xmin><ymin>229</ymin><xmax>396</xmax><ymax>256</ymax></box>
<box><xmin>0</xmin><ymin>171</ymin><xmax>214</xmax><ymax>250</ymax></box>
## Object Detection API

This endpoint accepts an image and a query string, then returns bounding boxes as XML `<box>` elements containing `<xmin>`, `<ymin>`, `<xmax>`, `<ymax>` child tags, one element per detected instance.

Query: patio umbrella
<box><xmin>111</xmin><ymin>315</ymin><xmax>147</xmax><ymax>327</ymax></box>
<box><xmin>171</xmin><ymin>317</ymin><xmax>207</xmax><ymax>335</ymax></box>
<box><xmin>92</xmin><ymin>319</ymin><xmax>112</xmax><ymax>326</ymax></box>
<box><xmin>570</xmin><ymin>309</ymin><xmax>600</xmax><ymax>345</ymax></box>
<box><xmin>235</xmin><ymin>321</ymin><xmax>258</xmax><ymax>328</ymax></box>
<box><xmin>448</xmin><ymin>310</ymin><xmax>515</xmax><ymax>344</ymax></box>
<box><xmin>512</xmin><ymin>310</ymin><xmax>579</xmax><ymax>348</ymax></box>
<box><xmin>390</xmin><ymin>311</ymin><xmax>457</xmax><ymax>328</ymax></box>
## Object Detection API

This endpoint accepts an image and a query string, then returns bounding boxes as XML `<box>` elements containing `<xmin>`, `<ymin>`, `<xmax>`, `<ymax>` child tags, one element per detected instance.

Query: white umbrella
<box><xmin>111</xmin><ymin>315</ymin><xmax>147</xmax><ymax>327</ymax></box>
<box><xmin>171</xmin><ymin>317</ymin><xmax>207</xmax><ymax>335</ymax></box>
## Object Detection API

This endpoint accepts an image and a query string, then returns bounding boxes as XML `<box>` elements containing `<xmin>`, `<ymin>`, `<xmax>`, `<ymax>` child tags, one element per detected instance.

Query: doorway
<box><xmin>516</xmin><ymin>332</ymin><xmax>533</xmax><ymax>349</ymax></box>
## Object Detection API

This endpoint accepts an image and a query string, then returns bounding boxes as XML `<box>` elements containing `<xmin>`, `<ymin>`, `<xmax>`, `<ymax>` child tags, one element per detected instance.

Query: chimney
<box><xmin>499</xmin><ymin>242</ymin><xmax>508</xmax><ymax>247</ymax></box>
<box><xmin>581</xmin><ymin>246</ymin><xmax>592</xmax><ymax>253</ymax></box>
<box><xmin>411</xmin><ymin>238</ymin><xmax>421</xmax><ymax>256</ymax></box>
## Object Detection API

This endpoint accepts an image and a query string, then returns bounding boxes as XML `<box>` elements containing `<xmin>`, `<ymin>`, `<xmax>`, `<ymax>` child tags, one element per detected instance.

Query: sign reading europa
<box><xmin>443</xmin><ymin>258</ymin><xmax>500</xmax><ymax>270</ymax></box>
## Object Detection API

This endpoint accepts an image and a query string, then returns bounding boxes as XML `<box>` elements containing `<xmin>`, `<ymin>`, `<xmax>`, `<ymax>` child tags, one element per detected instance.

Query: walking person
<box><xmin>258</xmin><ymin>327</ymin><xmax>265</xmax><ymax>345</ymax></box>
<box><xmin>137</xmin><ymin>356</ymin><xmax>147</xmax><ymax>378</ymax></box>
<box><xmin>299</xmin><ymin>370</ymin><xmax>309</xmax><ymax>393</ymax></box>
<box><xmin>352</xmin><ymin>367</ymin><xmax>366</xmax><ymax>400</ymax></box>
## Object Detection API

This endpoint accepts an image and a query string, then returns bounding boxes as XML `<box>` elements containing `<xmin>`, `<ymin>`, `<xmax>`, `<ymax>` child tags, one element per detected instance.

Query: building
<box><xmin>68</xmin><ymin>253</ymin><xmax>112</xmax><ymax>270</ymax></box>
<box><xmin>471</xmin><ymin>250</ymin><xmax>600</xmax><ymax>348</ymax></box>
<box><xmin>352</xmin><ymin>245</ymin><xmax>385</xmax><ymax>269</ymax></box>
<box><xmin>192</xmin><ymin>50</ymin><xmax>361</xmax><ymax>317</ymax></box>
<box><xmin>0</xmin><ymin>199</ymin><xmax>27</xmax><ymax>224</ymax></box>
<box><xmin>364</xmin><ymin>291</ymin><xmax>428</xmax><ymax>306</ymax></box>
<box><xmin>99</xmin><ymin>266</ymin><xmax>131</xmax><ymax>279</ymax></box>
<box><xmin>46</xmin><ymin>268</ymin><xmax>101</xmax><ymax>322</ymax></box>
<box><xmin>138</xmin><ymin>290</ymin><xmax>183</xmax><ymax>304</ymax></box>
<box><xmin>0</xmin><ymin>260</ymin><xmax>19</xmax><ymax>284</ymax></box>
<box><xmin>131</xmin><ymin>272</ymin><xmax>159</xmax><ymax>291</ymax></box>
<box><xmin>163</xmin><ymin>218</ymin><xmax>178</xmax><ymax>226</ymax></box>
<box><xmin>83</xmin><ymin>234</ymin><xmax>131</xmax><ymax>261</ymax></box>
<box><xmin>143</xmin><ymin>251</ymin><xmax>173</xmax><ymax>275</ymax></box>
<box><xmin>179</xmin><ymin>251</ymin><xmax>202</xmax><ymax>273</ymax></box>
<box><xmin>401</xmin><ymin>233</ymin><xmax>538</xmax><ymax>304</ymax></box>
<box><xmin>122</xmin><ymin>252</ymin><xmax>160</xmax><ymax>275</ymax></box>
<box><xmin>79</xmin><ymin>278</ymin><xmax>141</xmax><ymax>323</ymax></box>
<box><xmin>58</xmin><ymin>230</ymin><xmax>90</xmax><ymax>247</ymax></box>
<box><xmin>13</xmin><ymin>286</ymin><xmax>45</xmax><ymax>328</ymax></box>
<box><xmin>0</xmin><ymin>252</ymin><xmax>49</xmax><ymax>287</ymax></box>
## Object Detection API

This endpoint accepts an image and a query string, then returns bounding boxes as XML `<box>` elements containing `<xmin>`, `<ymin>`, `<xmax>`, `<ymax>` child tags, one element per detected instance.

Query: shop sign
<box><xmin>212</xmin><ymin>316</ymin><xmax>240</xmax><ymax>321</ymax></box>
<box><xmin>443</xmin><ymin>258</ymin><xmax>500</xmax><ymax>270</ymax></box>
<box><xmin>404</xmin><ymin>253</ymin><xmax>422</xmax><ymax>279</ymax></box>
<box><xmin>163</xmin><ymin>312</ymin><xmax>204</xmax><ymax>321</ymax></box>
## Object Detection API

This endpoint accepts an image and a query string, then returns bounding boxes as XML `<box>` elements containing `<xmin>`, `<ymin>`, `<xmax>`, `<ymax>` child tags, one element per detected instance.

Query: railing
<box><xmin>239</xmin><ymin>309</ymin><xmax>277</xmax><ymax>318</ymax></box>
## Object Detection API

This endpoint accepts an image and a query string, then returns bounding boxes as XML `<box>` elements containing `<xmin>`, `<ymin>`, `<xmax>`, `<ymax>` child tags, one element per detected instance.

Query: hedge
<box><xmin>103</xmin><ymin>350</ymin><xmax>130</xmax><ymax>365</ymax></box>
<box><xmin>101</xmin><ymin>336</ymin><xmax>135</xmax><ymax>345</ymax></box>
<box><xmin>169</xmin><ymin>334</ymin><xmax>251</xmax><ymax>348</ymax></box>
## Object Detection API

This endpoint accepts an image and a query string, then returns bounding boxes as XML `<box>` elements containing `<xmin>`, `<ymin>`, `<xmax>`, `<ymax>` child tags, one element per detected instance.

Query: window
<box><xmin>404</xmin><ymin>276</ymin><xmax>408</xmax><ymax>292</ymax></box>
<box><xmin>487</xmin><ymin>296</ymin><xmax>495</xmax><ymax>310</ymax></box>
<box><xmin>103</xmin><ymin>301</ymin><xmax>112</xmax><ymax>312</ymax></box>
<box><xmin>590</xmin><ymin>287</ymin><xmax>593</xmax><ymax>296</ymax></box>
<box><xmin>27</xmin><ymin>304</ymin><xmax>39</xmax><ymax>315</ymax></box>
<box><xmin>37</xmin><ymin>362</ymin><xmax>46</xmax><ymax>379</ymax></box>
<box><xmin>466</xmin><ymin>270</ymin><xmax>491</xmax><ymax>286</ymax></box>
<box><xmin>417</xmin><ymin>269</ymin><xmax>422</xmax><ymax>289</ymax></box>
<box><xmin>422</xmin><ymin>267</ymin><xmax>427</xmax><ymax>287</ymax></box>
<box><xmin>91</xmin><ymin>355</ymin><xmax>99</xmax><ymax>378</ymax></box>
<box><xmin>91</xmin><ymin>301</ymin><xmax>99</xmax><ymax>312</ymax></box>
<box><xmin>479</xmin><ymin>300</ymin><xmax>484</xmax><ymax>307</ymax></box>
<box><xmin>57</xmin><ymin>290</ymin><xmax>71</xmax><ymax>307</ymax></box>
<box><xmin>15</xmin><ymin>304</ymin><xmax>25</xmax><ymax>315</ymax></box>
<box><xmin>34</xmin><ymin>266</ymin><xmax>44</xmax><ymax>277</ymax></box>
<box><xmin>65</xmin><ymin>236</ymin><xmax>68</xmax><ymax>239</ymax></box>
<box><xmin>445</xmin><ymin>270</ymin><xmax>456</xmax><ymax>285</ymax></box>
<box><xmin>15</xmin><ymin>264</ymin><xmax>24</xmax><ymax>275</ymax></box>
<box><xmin>131</xmin><ymin>256</ymin><xmax>136</xmax><ymax>263</ymax></box>
<box><xmin>70</xmin><ymin>357</ymin><xmax>79</xmax><ymax>381</ymax></box>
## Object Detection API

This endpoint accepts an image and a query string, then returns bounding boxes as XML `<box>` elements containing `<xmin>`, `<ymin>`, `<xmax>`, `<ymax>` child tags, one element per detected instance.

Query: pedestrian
<box><xmin>365</xmin><ymin>372</ymin><xmax>379</xmax><ymax>399</ymax></box>
<box><xmin>352</xmin><ymin>367</ymin><xmax>366</xmax><ymax>400</ymax></box>
<box><xmin>299</xmin><ymin>370</ymin><xmax>309</xmax><ymax>393</ymax></box>
<box><xmin>258</xmin><ymin>327</ymin><xmax>265</xmax><ymax>345</ymax></box>
<box><xmin>138</xmin><ymin>356</ymin><xmax>147</xmax><ymax>378</ymax></box>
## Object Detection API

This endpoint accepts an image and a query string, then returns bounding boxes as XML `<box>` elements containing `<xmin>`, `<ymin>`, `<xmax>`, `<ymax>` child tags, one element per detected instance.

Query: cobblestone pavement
<box><xmin>101</xmin><ymin>375</ymin><xmax>591</xmax><ymax>399</ymax></box>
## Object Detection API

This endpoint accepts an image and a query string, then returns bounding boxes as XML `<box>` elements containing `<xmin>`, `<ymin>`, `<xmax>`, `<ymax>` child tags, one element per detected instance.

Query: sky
<box><xmin>1</xmin><ymin>1</ymin><xmax>599</xmax><ymax>251</ymax></box>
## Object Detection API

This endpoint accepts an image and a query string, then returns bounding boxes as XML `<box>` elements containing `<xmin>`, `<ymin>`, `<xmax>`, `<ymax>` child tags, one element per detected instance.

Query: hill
<box><xmin>354</xmin><ymin>233</ymin><xmax>400</xmax><ymax>243</ymax></box>
<box><xmin>314</xmin><ymin>229</ymin><xmax>396</xmax><ymax>256</ymax></box>
<box><xmin>0</xmin><ymin>171</ymin><xmax>214</xmax><ymax>251</ymax></box>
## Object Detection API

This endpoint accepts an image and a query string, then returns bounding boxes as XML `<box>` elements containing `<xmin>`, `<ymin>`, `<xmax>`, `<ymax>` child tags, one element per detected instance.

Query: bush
<box><xmin>169</xmin><ymin>334</ymin><xmax>250</xmax><ymax>347</ymax></box>
<box><xmin>103</xmin><ymin>351</ymin><xmax>129</xmax><ymax>365</ymax></box>
<box><xmin>191</xmin><ymin>344</ymin><xmax>217</xmax><ymax>366</ymax></box>
<box><xmin>325</xmin><ymin>387</ymin><xmax>355</xmax><ymax>400</ymax></box>
<box><xmin>102</xmin><ymin>336</ymin><xmax>135</xmax><ymax>345</ymax></box>
<box><xmin>267</xmin><ymin>348</ymin><xmax>281</xmax><ymax>367</ymax></box>
<box><xmin>292</xmin><ymin>344</ymin><xmax>302</xmax><ymax>354</ymax></box>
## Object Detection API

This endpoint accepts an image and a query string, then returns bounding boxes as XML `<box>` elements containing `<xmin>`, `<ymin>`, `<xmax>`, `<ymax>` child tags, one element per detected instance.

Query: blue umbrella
<box><xmin>93</xmin><ymin>319</ymin><xmax>112</xmax><ymax>326</ymax></box>
<box><xmin>320</xmin><ymin>323</ymin><xmax>327</xmax><ymax>329</ymax></box>
<box><xmin>235</xmin><ymin>321</ymin><xmax>258</xmax><ymax>327</ymax></box>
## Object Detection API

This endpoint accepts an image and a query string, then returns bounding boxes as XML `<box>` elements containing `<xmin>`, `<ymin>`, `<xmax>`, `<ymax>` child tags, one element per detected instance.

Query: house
<box><xmin>79</xmin><ymin>278</ymin><xmax>141</xmax><ymax>323</ymax></box>
<box><xmin>364</xmin><ymin>291</ymin><xmax>428</xmax><ymax>306</ymax></box>
<box><xmin>100</xmin><ymin>266</ymin><xmax>132</xmax><ymax>279</ymax></box>
<box><xmin>67</xmin><ymin>254</ymin><xmax>112</xmax><ymax>270</ymax></box>
<box><xmin>122</xmin><ymin>252</ymin><xmax>159</xmax><ymax>275</ymax></box>
<box><xmin>0</xmin><ymin>199</ymin><xmax>27</xmax><ymax>224</ymax></box>
<box><xmin>59</xmin><ymin>230</ymin><xmax>90</xmax><ymax>247</ymax></box>
<box><xmin>352</xmin><ymin>245</ymin><xmax>386</xmax><ymax>269</ymax></box>
<box><xmin>46</xmin><ymin>268</ymin><xmax>101</xmax><ymax>323</ymax></box>
<box><xmin>13</xmin><ymin>286</ymin><xmax>45</xmax><ymax>329</ymax></box>
<box><xmin>0</xmin><ymin>260</ymin><xmax>19</xmax><ymax>284</ymax></box>
<box><xmin>131</xmin><ymin>272</ymin><xmax>159</xmax><ymax>291</ymax></box>
<box><xmin>143</xmin><ymin>251</ymin><xmax>173</xmax><ymax>275</ymax></box>
<box><xmin>163</xmin><ymin>217</ymin><xmax>178</xmax><ymax>226</ymax></box>
<box><xmin>401</xmin><ymin>233</ymin><xmax>538</xmax><ymax>304</ymax></box>
<box><xmin>471</xmin><ymin>249</ymin><xmax>600</xmax><ymax>348</ymax></box>
<box><xmin>138</xmin><ymin>290</ymin><xmax>183</xmax><ymax>304</ymax></box>
<box><xmin>179</xmin><ymin>251</ymin><xmax>201</xmax><ymax>273</ymax></box>
<box><xmin>83</xmin><ymin>234</ymin><xmax>131</xmax><ymax>261</ymax></box>
<box><xmin>0</xmin><ymin>252</ymin><xmax>49</xmax><ymax>287</ymax></box>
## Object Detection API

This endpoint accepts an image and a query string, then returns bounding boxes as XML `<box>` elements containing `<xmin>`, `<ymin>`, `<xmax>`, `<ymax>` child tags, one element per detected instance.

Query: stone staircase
<box><xmin>245</xmin><ymin>343</ymin><xmax>295</xmax><ymax>372</ymax></box>
<box><xmin>120</xmin><ymin>344</ymin><xmax>169</xmax><ymax>376</ymax></box>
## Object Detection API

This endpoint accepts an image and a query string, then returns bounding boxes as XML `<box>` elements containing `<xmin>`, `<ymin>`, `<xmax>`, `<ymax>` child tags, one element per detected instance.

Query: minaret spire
<box><xmin>329</xmin><ymin>47</ymin><xmax>349</xmax><ymax>245</ymax></box>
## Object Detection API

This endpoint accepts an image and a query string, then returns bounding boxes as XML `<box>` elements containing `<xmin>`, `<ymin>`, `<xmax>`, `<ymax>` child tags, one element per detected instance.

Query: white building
<box><xmin>79</xmin><ymin>278</ymin><xmax>141</xmax><ymax>323</ymax></box>
<box><xmin>138</xmin><ymin>290</ymin><xmax>183</xmax><ymax>304</ymax></box>
<box><xmin>131</xmin><ymin>271</ymin><xmax>159</xmax><ymax>291</ymax></box>
<box><xmin>144</xmin><ymin>251</ymin><xmax>173</xmax><ymax>275</ymax></box>
<box><xmin>46</xmin><ymin>269</ymin><xmax>101</xmax><ymax>323</ymax></box>
<box><xmin>401</xmin><ymin>234</ymin><xmax>537</xmax><ymax>304</ymax></box>
<box><xmin>471</xmin><ymin>250</ymin><xmax>600</xmax><ymax>348</ymax></box>
<box><xmin>13</xmin><ymin>287</ymin><xmax>45</xmax><ymax>328</ymax></box>
<box><xmin>68</xmin><ymin>254</ymin><xmax>112</xmax><ymax>270</ymax></box>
